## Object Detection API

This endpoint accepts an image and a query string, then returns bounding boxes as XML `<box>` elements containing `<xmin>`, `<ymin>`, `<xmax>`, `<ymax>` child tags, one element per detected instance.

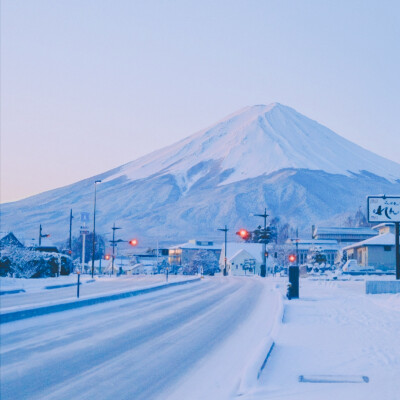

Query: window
<box><xmin>384</xmin><ymin>246</ymin><xmax>392</xmax><ymax>252</ymax></box>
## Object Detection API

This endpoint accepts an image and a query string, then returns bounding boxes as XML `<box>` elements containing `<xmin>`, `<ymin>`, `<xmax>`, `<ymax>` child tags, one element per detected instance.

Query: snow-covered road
<box><xmin>0</xmin><ymin>277</ymin><xmax>278</xmax><ymax>400</ymax></box>
<box><xmin>0</xmin><ymin>275</ymin><xmax>190</xmax><ymax>310</ymax></box>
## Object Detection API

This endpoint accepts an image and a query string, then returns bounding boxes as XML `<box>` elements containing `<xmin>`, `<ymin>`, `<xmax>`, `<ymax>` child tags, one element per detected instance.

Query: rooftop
<box><xmin>343</xmin><ymin>232</ymin><xmax>397</xmax><ymax>250</ymax></box>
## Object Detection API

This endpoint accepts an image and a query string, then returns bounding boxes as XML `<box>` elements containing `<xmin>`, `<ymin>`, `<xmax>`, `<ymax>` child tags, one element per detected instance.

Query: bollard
<box><xmin>288</xmin><ymin>265</ymin><xmax>299</xmax><ymax>299</ymax></box>
<box><xmin>77</xmin><ymin>272</ymin><xmax>80</xmax><ymax>298</ymax></box>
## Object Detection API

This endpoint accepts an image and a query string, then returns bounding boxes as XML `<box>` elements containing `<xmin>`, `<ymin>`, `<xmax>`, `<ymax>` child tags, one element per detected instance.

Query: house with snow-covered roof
<box><xmin>312</xmin><ymin>226</ymin><xmax>377</xmax><ymax>244</ymax></box>
<box><xmin>343</xmin><ymin>224</ymin><xmax>397</xmax><ymax>271</ymax></box>
<box><xmin>168</xmin><ymin>240</ymin><xmax>222</xmax><ymax>267</ymax></box>
<box><xmin>285</xmin><ymin>238</ymin><xmax>340</xmax><ymax>265</ymax></box>
<box><xmin>220</xmin><ymin>242</ymin><xmax>274</xmax><ymax>276</ymax></box>
<box><xmin>0</xmin><ymin>232</ymin><xmax>23</xmax><ymax>249</ymax></box>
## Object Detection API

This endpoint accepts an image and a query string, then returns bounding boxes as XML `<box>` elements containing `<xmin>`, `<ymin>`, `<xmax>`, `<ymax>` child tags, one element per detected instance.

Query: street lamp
<box><xmin>218</xmin><ymin>225</ymin><xmax>229</xmax><ymax>276</ymax></box>
<box><xmin>91</xmin><ymin>180</ymin><xmax>101</xmax><ymax>278</ymax></box>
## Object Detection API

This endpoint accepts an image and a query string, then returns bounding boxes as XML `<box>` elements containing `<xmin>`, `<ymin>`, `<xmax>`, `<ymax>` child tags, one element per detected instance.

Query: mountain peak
<box><xmin>104</xmin><ymin>103</ymin><xmax>400</xmax><ymax>187</ymax></box>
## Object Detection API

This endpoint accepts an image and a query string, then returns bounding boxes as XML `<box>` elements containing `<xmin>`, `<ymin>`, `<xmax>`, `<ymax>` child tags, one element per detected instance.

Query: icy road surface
<box><xmin>0</xmin><ymin>277</ymin><xmax>278</xmax><ymax>400</ymax></box>
<box><xmin>0</xmin><ymin>275</ymin><xmax>191</xmax><ymax>310</ymax></box>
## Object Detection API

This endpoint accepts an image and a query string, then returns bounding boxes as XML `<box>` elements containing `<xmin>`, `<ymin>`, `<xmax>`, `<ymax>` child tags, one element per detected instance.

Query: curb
<box><xmin>237</xmin><ymin>287</ymin><xmax>284</xmax><ymax>396</ymax></box>
<box><xmin>0</xmin><ymin>278</ymin><xmax>201</xmax><ymax>324</ymax></box>
<box><xmin>0</xmin><ymin>289</ymin><xmax>26</xmax><ymax>296</ymax></box>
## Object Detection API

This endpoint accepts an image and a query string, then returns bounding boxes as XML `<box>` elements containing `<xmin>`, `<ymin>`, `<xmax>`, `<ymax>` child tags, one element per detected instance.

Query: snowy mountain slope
<box><xmin>104</xmin><ymin>103</ymin><xmax>400</xmax><ymax>186</ymax></box>
<box><xmin>1</xmin><ymin>104</ymin><xmax>400</xmax><ymax>245</ymax></box>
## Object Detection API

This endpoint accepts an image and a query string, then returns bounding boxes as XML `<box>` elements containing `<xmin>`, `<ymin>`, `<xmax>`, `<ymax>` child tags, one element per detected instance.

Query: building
<box><xmin>169</xmin><ymin>240</ymin><xmax>222</xmax><ymax>267</ymax></box>
<box><xmin>0</xmin><ymin>232</ymin><xmax>23</xmax><ymax>249</ymax></box>
<box><xmin>220</xmin><ymin>242</ymin><xmax>276</xmax><ymax>275</ymax></box>
<box><xmin>286</xmin><ymin>239</ymin><xmax>340</xmax><ymax>266</ymax></box>
<box><xmin>343</xmin><ymin>223</ymin><xmax>396</xmax><ymax>271</ymax></box>
<box><xmin>312</xmin><ymin>226</ymin><xmax>377</xmax><ymax>244</ymax></box>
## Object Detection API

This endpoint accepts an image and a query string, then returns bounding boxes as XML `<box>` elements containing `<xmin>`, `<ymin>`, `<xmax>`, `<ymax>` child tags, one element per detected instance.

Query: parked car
<box><xmin>342</xmin><ymin>259</ymin><xmax>375</xmax><ymax>273</ymax></box>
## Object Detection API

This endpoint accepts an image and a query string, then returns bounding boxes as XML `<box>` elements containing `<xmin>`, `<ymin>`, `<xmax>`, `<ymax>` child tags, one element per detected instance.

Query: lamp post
<box><xmin>91</xmin><ymin>180</ymin><xmax>101</xmax><ymax>278</ymax></box>
<box><xmin>69</xmin><ymin>209</ymin><xmax>74</xmax><ymax>254</ymax></box>
<box><xmin>253</xmin><ymin>208</ymin><xmax>269</xmax><ymax>277</ymax></box>
<box><xmin>218</xmin><ymin>225</ymin><xmax>229</xmax><ymax>276</ymax></box>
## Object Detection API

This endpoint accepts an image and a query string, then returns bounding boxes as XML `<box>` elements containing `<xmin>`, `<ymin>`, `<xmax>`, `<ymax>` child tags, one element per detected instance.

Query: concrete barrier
<box><xmin>366</xmin><ymin>280</ymin><xmax>400</xmax><ymax>294</ymax></box>
<box><xmin>0</xmin><ymin>278</ymin><xmax>201</xmax><ymax>324</ymax></box>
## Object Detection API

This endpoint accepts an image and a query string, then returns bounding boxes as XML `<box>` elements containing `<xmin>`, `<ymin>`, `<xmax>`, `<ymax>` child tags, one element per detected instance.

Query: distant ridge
<box><xmin>1</xmin><ymin>103</ymin><xmax>400</xmax><ymax>245</ymax></box>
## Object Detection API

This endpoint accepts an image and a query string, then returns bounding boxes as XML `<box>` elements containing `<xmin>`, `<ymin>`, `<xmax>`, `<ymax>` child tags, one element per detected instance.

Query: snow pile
<box><xmin>240</xmin><ymin>278</ymin><xmax>400</xmax><ymax>400</ymax></box>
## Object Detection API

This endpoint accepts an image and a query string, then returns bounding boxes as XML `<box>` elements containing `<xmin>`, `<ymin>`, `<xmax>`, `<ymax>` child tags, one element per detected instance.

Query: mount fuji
<box><xmin>2</xmin><ymin>103</ymin><xmax>400</xmax><ymax>246</ymax></box>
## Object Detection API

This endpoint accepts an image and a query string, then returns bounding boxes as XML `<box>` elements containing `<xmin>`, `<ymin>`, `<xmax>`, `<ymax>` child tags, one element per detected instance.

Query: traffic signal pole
<box><xmin>218</xmin><ymin>226</ymin><xmax>229</xmax><ymax>276</ymax></box>
<box><xmin>254</xmin><ymin>208</ymin><xmax>269</xmax><ymax>276</ymax></box>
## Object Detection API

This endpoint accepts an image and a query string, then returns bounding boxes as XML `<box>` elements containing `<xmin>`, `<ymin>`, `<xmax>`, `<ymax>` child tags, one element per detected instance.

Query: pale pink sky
<box><xmin>1</xmin><ymin>0</ymin><xmax>399</xmax><ymax>203</ymax></box>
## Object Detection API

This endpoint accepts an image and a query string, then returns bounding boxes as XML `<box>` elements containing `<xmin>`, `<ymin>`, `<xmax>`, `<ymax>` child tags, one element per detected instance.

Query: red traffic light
<box><xmin>129</xmin><ymin>239</ymin><xmax>138</xmax><ymax>246</ymax></box>
<box><xmin>236</xmin><ymin>229</ymin><xmax>250</xmax><ymax>240</ymax></box>
<box><xmin>104</xmin><ymin>254</ymin><xmax>110</xmax><ymax>260</ymax></box>
<box><xmin>288</xmin><ymin>254</ymin><xmax>296</xmax><ymax>263</ymax></box>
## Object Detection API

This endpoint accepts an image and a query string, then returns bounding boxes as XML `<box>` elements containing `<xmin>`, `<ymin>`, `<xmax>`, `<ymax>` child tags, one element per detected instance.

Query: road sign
<box><xmin>80</xmin><ymin>212</ymin><xmax>90</xmax><ymax>223</ymax></box>
<box><xmin>80</xmin><ymin>226</ymin><xmax>90</xmax><ymax>235</ymax></box>
<box><xmin>367</xmin><ymin>195</ymin><xmax>400</xmax><ymax>223</ymax></box>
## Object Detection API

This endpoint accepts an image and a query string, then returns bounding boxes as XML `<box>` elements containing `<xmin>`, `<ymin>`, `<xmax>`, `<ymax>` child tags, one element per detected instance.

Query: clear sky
<box><xmin>1</xmin><ymin>0</ymin><xmax>399</xmax><ymax>203</ymax></box>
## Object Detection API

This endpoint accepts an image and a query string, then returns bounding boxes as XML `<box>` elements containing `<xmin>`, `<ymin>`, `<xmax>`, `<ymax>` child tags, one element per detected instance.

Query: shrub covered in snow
<box><xmin>183</xmin><ymin>250</ymin><xmax>220</xmax><ymax>275</ymax></box>
<box><xmin>0</xmin><ymin>246</ymin><xmax>73</xmax><ymax>278</ymax></box>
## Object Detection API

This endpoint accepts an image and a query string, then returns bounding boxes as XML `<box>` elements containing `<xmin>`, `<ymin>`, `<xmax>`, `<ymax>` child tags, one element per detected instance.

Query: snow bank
<box><xmin>237</xmin><ymin>284</ymin><xmax>284</xmax><ymax>395</ymax></box>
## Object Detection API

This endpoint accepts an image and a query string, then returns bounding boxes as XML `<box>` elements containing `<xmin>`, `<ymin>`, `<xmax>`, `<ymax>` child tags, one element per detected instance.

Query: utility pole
<box><xmin>110</xmin><ymin>223</ymin><xmax>122</xmax><ymax>275</ymax></box>
<box><xmin>253</xmin><ymin>208</ymin><xmax>269</xmax><ymax>276</ymax></box>
<box><xmin>69</xmin><ymin>209</ymin><xmax>73</xmax><ymax>253</ymax></box>
<box><xmin>218</xmin><ymin>225</ymin><xmax>229</xmax><ymax>276</ymax></box>
<box><xmin>39</xmin><ymin>224</ymin><xmax>49</xmax><ymax>246</ymax></box>
<box><xmin>396</xmin><ymin>222</ymin><xmax>400</xmax><ymax>280</ymax></box>
<box><xmin>91</xmin><ymin>180</ymin><xmax>101</xmax><ymax>278</ymax></box>
<box><xmin>156</xmin><ymin>239</ymin><xmax>159</xmax><ymax>272</ymax></box>
<box><xmin>296</xmin><ymin>228</ymin><xmax>299</xmax><ymax>265</ymax></box>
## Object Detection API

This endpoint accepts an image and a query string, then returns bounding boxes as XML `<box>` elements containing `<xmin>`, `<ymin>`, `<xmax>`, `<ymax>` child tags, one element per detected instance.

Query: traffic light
<box><xmin>104</xmin><ymin>254</ymin><xmax>110</xmax><ymax>260</ymax></box>
<box><xmin>236</xmin><ymin>229</ymin><xmax>250</xmax><ymax>240</ymax></box>
<box><xmin>288</xmin><ymin>254</ymin><xmax>296</xmax><ymax>263</ymax></box>
<box><xmin>264</xmin><ymin>251</ymin><xmax>269</xmax><ymax>258</ymax></box>
<box><xmin>129</xmin><ymin>239</ymin><xmax>138</xmax><ymax>246</ymax></box>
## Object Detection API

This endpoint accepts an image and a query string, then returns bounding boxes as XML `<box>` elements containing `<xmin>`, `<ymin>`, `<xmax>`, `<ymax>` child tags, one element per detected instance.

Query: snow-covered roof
<box><xmin>222</xmin><ymin>242</ymin><xmax>264</xmax><ymax>263</ymax></box>
<box><xmin>286</xmin><ymin>239</ymin><xmax>340</xmax><ymax>251</ymax></box>
<box><xmin>372</xmin><ymin>223</ymin><xmax>395</xmax><ymax>231</ymax></box>
<box><xmin>343</xmin><ymin>233</ymin><xmax>396</xmax><ymax>250</ymax></box>
<box><xmin>170</xmin><ymin>241</ymin><xmax>222</xmax><ymax>250</ymax></box>
<box><xmin>315</xmin><ymin>227</ymin><xmax>377</xmax><ymax>236</ymax></box>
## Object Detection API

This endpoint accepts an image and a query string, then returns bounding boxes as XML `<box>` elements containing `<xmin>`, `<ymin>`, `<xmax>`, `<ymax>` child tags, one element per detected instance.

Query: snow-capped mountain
<box><xmin>2</xmin><ymin>103</ymin><xmax>400</xmax><ymax>246</ymax></box>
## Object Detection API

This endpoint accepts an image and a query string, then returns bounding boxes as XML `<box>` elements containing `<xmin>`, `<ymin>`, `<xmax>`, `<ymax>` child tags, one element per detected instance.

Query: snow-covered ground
<box><xmin>0</xmin><ymin>276</ymin><xmax>279</xmax><ymax>400</ymax></box>
<box><xmin>240</xmin><ymin>277</ymin><xmax>400</xmax><ymax>400</ymax></box>
<box><xmin>1</xmin><ymin>275</ymin><xmax>399</xmax><ymax>400</ymax></box>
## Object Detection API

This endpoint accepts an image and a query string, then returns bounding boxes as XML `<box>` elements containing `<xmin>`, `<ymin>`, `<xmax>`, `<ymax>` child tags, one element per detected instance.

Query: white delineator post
<box><xmin>82</xmin><ymin>232</ymin><xmax>86</xmax><ymax>273</ymax></box>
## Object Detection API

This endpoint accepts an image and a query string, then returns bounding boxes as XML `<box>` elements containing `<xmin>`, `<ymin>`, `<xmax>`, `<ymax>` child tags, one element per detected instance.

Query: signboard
<box><xmin>80</xmin><ymin>226</ymin><xmax>89</xmax><ymax>235</ymax></box>
<box><xmin>80</xmin><ymin>212</ymin><xmax>90</xmax><ymax>223</ymax></box>
<box><xmin>367</xmin><ymin>195</ymin><xmax>400</xmax><ymax>223</ymax></box>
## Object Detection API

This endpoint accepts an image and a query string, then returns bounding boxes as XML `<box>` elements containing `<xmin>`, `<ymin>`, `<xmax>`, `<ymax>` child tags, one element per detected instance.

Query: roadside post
<box><xmin>77</xmin><ymin>271</ymin><xmax>80</xmax><ymax>298</ymax></box>
<box><xmin>80</xmin><ymin>212</ymin><xmax>90</xmax><ymax>273</ymax></box>
<box><xmin>367</xmin><ymin>195</ymin><xmax>400</xmax><ymax>280</ymax></box>
<box><xmin>288</xmin><ymin>263</ymin><xmax>299</xmax><ymax>299</ymax></box>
